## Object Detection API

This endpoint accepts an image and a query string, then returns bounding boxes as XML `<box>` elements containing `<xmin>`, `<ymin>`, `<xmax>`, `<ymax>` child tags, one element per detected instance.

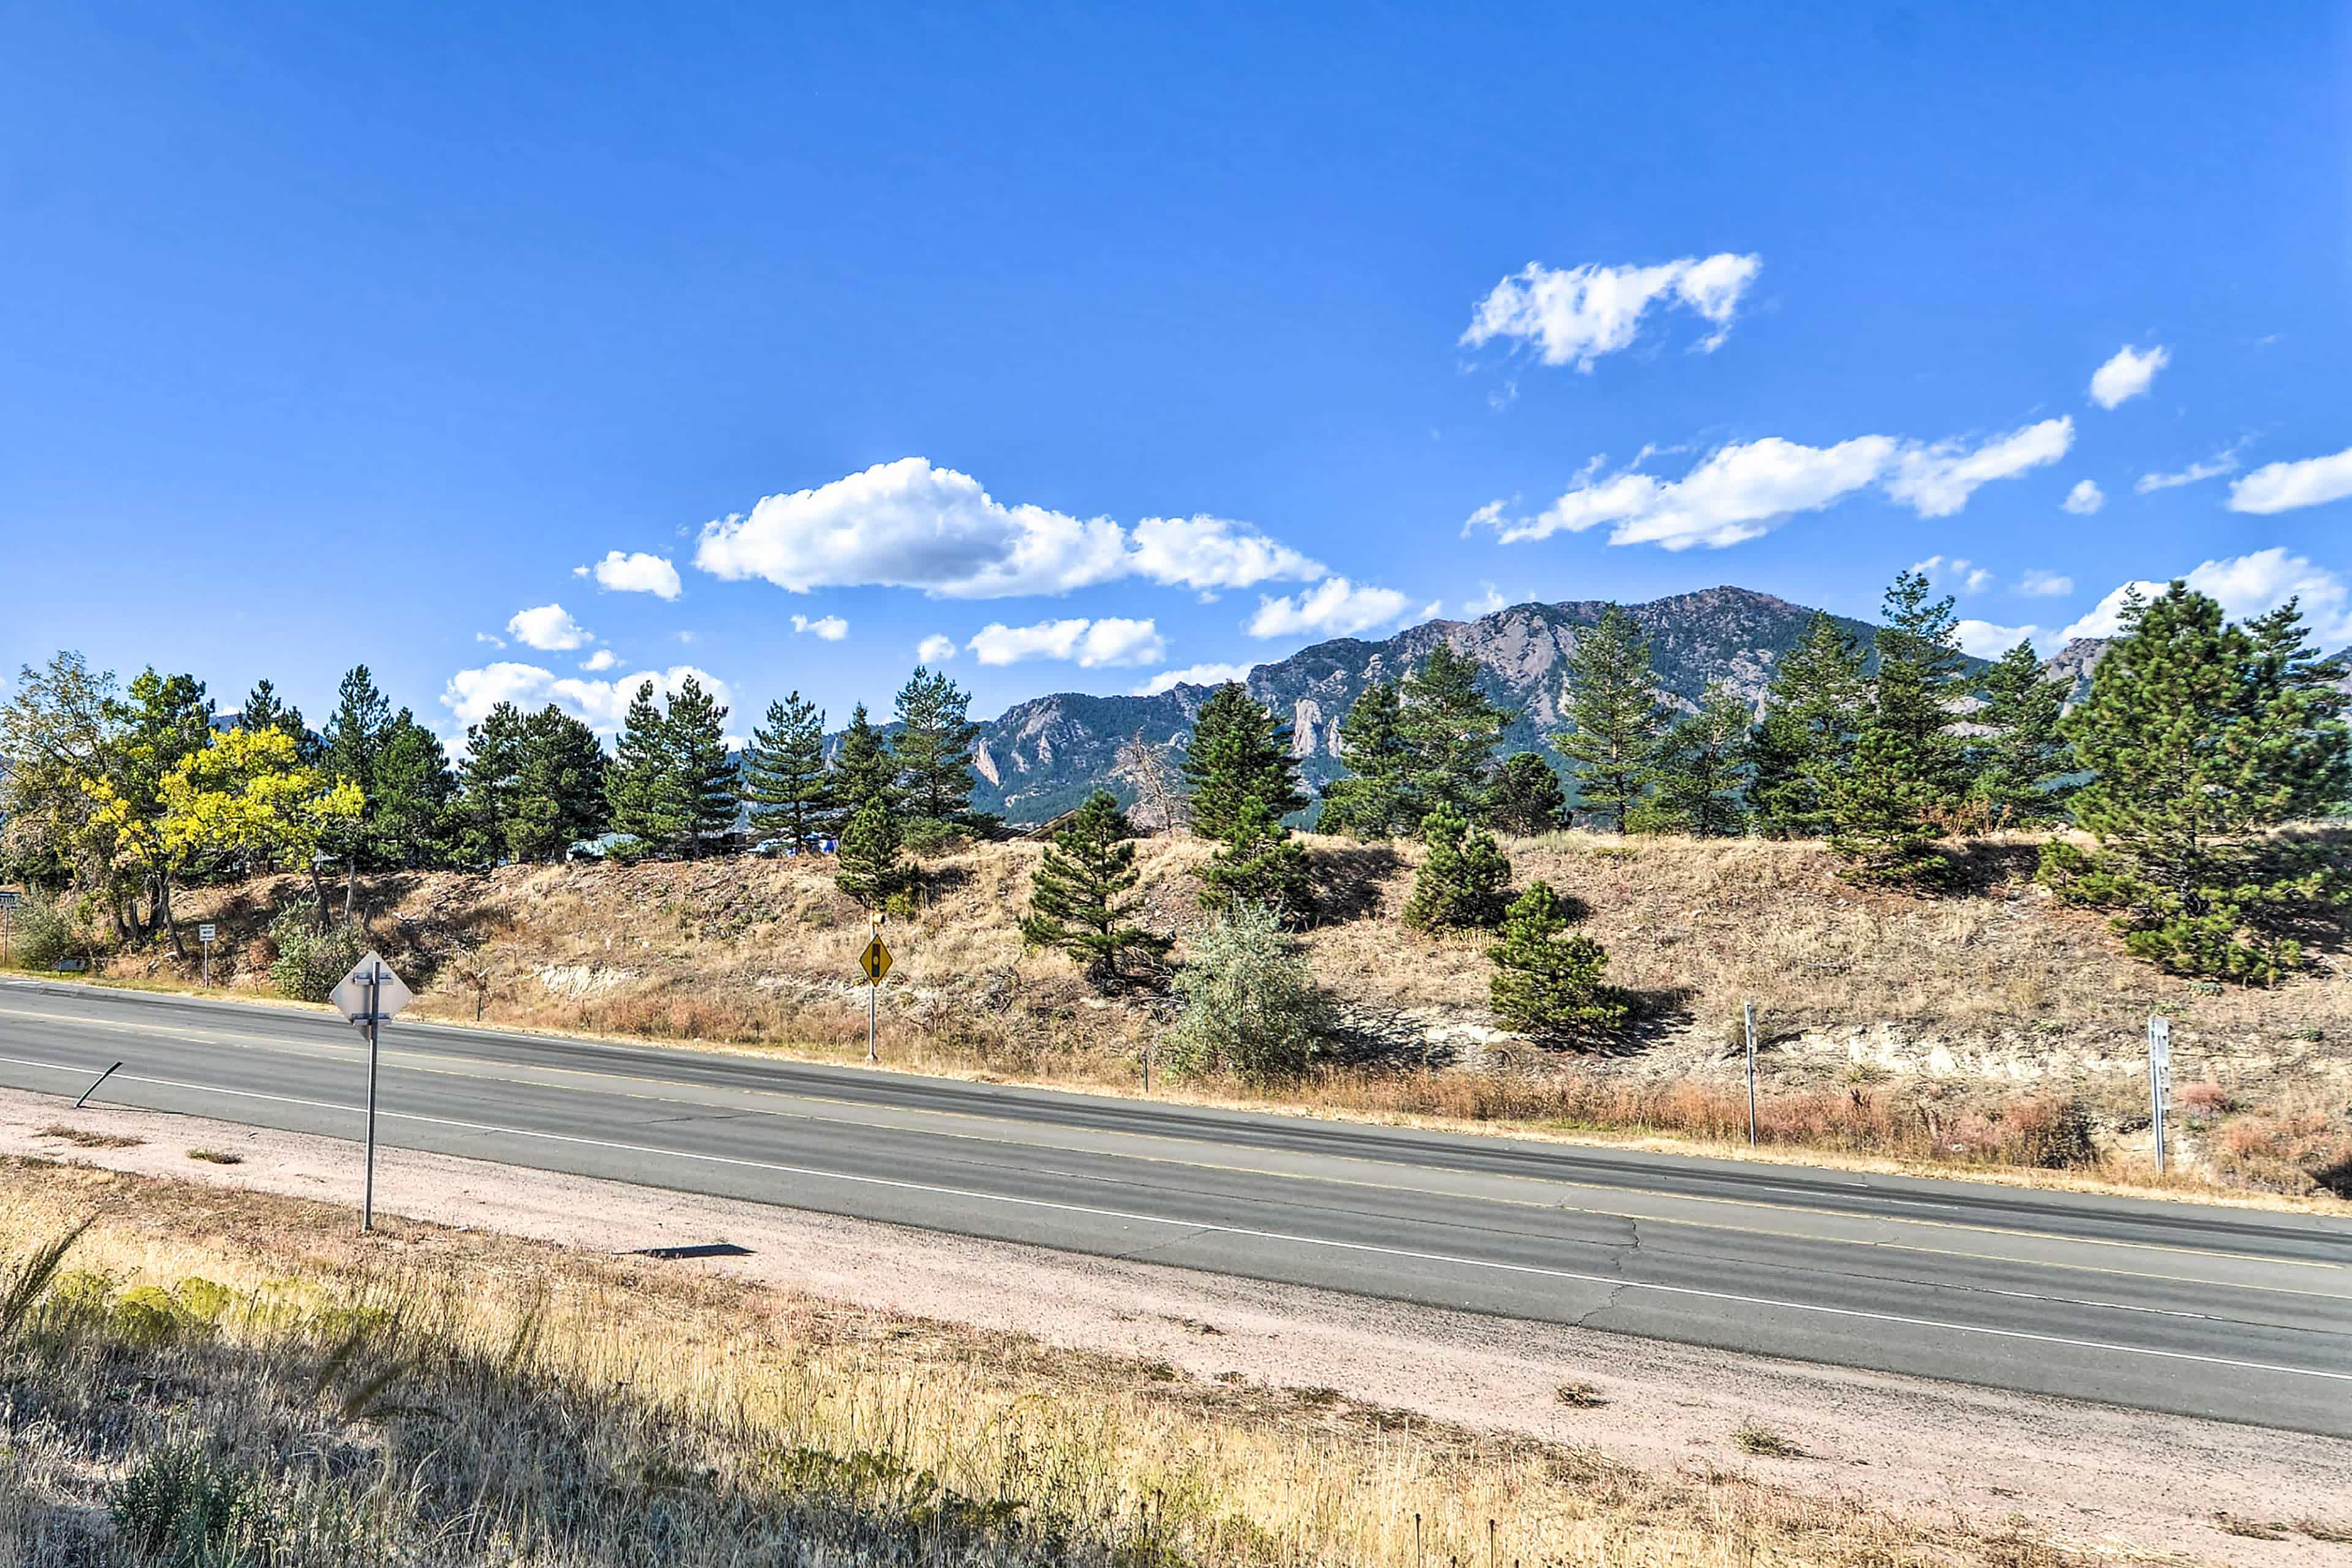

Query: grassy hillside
<box><xmin>84</xmin><ymin>829</ymin><xmax>2352</xmax><ymax>1202</ymax></box>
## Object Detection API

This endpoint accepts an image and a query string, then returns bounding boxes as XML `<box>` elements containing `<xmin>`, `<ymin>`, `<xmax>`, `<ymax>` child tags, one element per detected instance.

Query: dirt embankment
<box><xmin>100</xmin><ymin>830</ymin><xmax>2352</xmax><ymax>1202</ymax></box>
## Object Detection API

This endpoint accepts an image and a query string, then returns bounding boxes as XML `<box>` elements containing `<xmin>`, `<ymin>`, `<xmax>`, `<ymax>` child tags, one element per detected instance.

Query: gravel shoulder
<box><xmin>7</xmin><ymin>1084</ymin><xmax>2348</xmax><ymax>1565</ymax></box>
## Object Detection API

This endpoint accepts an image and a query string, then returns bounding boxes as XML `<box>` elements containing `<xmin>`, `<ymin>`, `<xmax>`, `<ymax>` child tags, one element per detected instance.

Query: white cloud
<box><xmin>1461</xmin><ymin>499</ymin><xmax>1509</xmax><ymax>533</ymax></box>
<box><xmin>2228</xmin><ymin>444</ymin><xmax>2352</xmax><ymax>515</ymax></box>
<box><xmin>506</xmin><ymin>603</ymin><xmax>594</xmax><ymax>652</ymax></box>
<box><xmin>692</xmin><ymin>458</ymin><xmax>1323</xmax><ymax>600</ymax></box>
<box><xmin>474</xmin><ymin>631</ymin><xmax>506</xmax><ymax>649</ymax></box>
<box><xmin>2136</xmin><ymin>450</ymin><xmax>2241</xmax><ymax>493</ymax></box>
<box><xmin>790</xmin><ymin>613</ymin><xmax>849</xmax><ymax>641</ymax></box>
<box><xmin>2018</xmin><ymin>569</ymin><xmax>2075</xmax><ymax>598</ymax></box>
<box><xmin>1954</xmin><ymin>620</ymin><xmax>2052</xmax><ymax>658</ymax></box>
<box><xmin>1884</xmin><ymin>418</ymin><xmax>2075</xmax><ymax>518</ymax></box>
<box><xmin>2062</xmin><ymin>479</ymin><xmax>2105</xmax><ymax>516</ymax></box>
<box><xmin>1462</xmin><ymin>582</ymin><xmax>1510</xmax><ymax>617</ymax></box>
<box><xmin>1480</xmin><ymin>418</ymin><xmax>2071</xmax><ymax>551</ymax></box>
<box><xmin>916</xmin><ymin>634</ymin><xmax>959</xmax><ymax>665</ymax></box>
<box><xmin>2088</xmin><ymin>344</ymin><xmax>2169</xmax><ymax>410</ymax></box>
<box><xmin>1461</xmin><ymin>254</ymin><xmax>1763</xmax><ymax>370</ymax></box>
<box><xmin>967</xmin><ymin>616</ymin><xmax>1167</xmax><ymax>668</ymax></box>
<box><xmin>1914</xmin><ymin>556</ymin><xmax>1993</xmax><ymax>594</ymax></box>
<box><xmin>1134</xmin><ymin>663</ymin><xmax>1253</xmax><ymax>696</ymax></box>
<box><xmin>579</xmin><ymin>649</ymin><xmax>619</xmax><ymax>671</ymax></box>
<box><xmin>1245</xmin><ymin>577</ymin><xmax>1412</xmax><ymax>638</ymax></box>
<box><xmin>2061</xmin><ymin>548</ymin><xmax>2352</xmax><ymax>646</ymax></box>
<box><xmin>587</xmin><ymin>551</ymin><xmax>683</xmax><ymax>600</ymax></box>
<box><xmin>441</xmin><ymin>662</ymin><xmax>732</xmax><ymax>733</ymax></box>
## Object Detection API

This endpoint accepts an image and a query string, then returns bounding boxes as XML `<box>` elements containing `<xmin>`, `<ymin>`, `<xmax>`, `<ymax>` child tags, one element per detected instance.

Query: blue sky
<box><xmin>4</xmin><ymin>4</ymin><xmax>2348</xmax><ymax>739</ymax></box>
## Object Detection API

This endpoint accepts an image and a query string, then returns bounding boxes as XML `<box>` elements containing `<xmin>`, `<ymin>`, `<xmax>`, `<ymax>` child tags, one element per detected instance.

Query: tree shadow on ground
<box><xmin>1307</xmin><ymin>843</ymin><xmax>1403</xmax><ymax>924</ymax></box>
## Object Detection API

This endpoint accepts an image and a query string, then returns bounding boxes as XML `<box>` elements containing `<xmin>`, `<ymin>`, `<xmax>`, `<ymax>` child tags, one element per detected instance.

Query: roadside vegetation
<box><xmin>0</xmin><ymin>1162</ymin><xmax>2129</xmax><ymax>1567</ymax></box>
<box><xmin>2</xmin><ymin>573</ymin><xmax>2345</xmax><ymax>1202</ymax></box>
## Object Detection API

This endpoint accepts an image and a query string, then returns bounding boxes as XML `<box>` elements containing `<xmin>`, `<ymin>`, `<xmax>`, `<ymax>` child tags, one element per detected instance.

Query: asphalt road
<box><xmin>3</xmin><ymin>979</ymin><xmax>2347</xmax><ymax>1436</ymax></box>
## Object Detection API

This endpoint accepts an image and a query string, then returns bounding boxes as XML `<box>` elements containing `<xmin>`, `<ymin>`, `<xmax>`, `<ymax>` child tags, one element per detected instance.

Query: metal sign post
<box><xmin>0</xmin><ymin>889</ymin><xmax>18</xmax><ymax>967</ymax></box>
<box><xmin>1743</xmin><ymin>1001</ymin><xmax>1759</xmax><ymax>1147</ymax></box>
<box><xmin>2148</xmin><ymin>1015</ymin><xmax>2171</xmax><ymax>1177</ymax></box>
<box><xmin>330</xmin><ymin>952</ymin><xmax>412</xmax><ymax>1233</ymax></box>
<box><xmin>858</xmin><ymin>915</ymin><xmax>892</xmax><ymax>1063</ymax></box>
<box><xmin>198</xmin><ymin>923</ymin><xmax>216</xmax><ymax>987</ymax></box>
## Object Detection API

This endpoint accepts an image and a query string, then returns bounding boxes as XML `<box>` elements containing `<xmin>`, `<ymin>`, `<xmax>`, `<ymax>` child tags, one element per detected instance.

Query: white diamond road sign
<box><xmin>330</xmin><ymin>952</ymin><xmax>413</xmax><ymax>1031</ymax></box>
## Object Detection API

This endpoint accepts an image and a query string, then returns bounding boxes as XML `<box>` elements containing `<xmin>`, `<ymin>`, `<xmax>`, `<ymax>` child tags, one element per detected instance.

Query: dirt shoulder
<box><xmin>7</xmin><ymin>1085</ymin><xmax>2346</xmax><ymax>1566</ymax></box>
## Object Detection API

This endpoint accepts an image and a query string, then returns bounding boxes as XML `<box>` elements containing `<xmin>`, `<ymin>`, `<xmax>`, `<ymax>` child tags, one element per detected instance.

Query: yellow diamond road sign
<box><xmin>859</xmin><ymin>938</ymin><xmax>892</xmax><ymax>984</ymax></box>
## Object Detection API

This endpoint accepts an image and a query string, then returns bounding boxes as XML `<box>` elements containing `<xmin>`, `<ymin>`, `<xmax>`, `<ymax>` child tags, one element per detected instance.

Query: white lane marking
<box><xmin>9</xmin><ymin>1053</ymin><xmax>2351</xmax><ymax>1389</ymax></box>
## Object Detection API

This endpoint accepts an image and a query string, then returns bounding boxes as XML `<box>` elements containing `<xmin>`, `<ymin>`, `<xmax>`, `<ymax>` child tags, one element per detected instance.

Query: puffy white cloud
<box><xmin>1884</xmin><ymin>418</ymin><xmax>2075</xmax><ymax>518</ymax></box>
<box><xmin>507</xmin><ymin>603</ymin><xmax>594</xmax><ymax>652</ymax></box>
<box><xmin>579</xmin><ymin>649</ymin><xmax>619</xmax><ymax>671</ymax></box>
<box><xmin>1133</xmin><ymin>662</ymin><xmax>1253</xmax><ymax>696</ymax></box>
<box><xmin>1914</xmin><ymin>556</ymin><xmax>1993</xmax><ymax>594</ymax></box>
<box><xmin>790</xmin><ymin>613</ymin><xmax>849</xmax><ymax>641</ymax></box>
<box><xmin>587</xmin><ymin>551</ymin><xmax>683</xmax><ymax>599</ymax></box>
<box><xmin>2060</xmin><ymin>548</ymin><xmax>2352</xmax><ymax>645</ymax></box>
<box><xmin>1482</xmin><ymin>418</ymin><xmax>2071</xmax><ymax>551</ymax></box>
<box><xmin>2136</xmin><ymin>450</ymin><xmax>2240</xmax><ymax>493</ymax></box>
<box><xmin>1462</xmin><ymin>582</ymin><xmax>1510</xmax><ymax>616</ymax></box>
<box><xmin>2062</xmin><ymin>479</ymin><xmax>2105</xmax><ymax>516</ymax></box>
<box><xmin>1954</xmin><ymin>620</ymin><xmax>2051</xmax><ymax>658</ymax></box>
<box><xmin>2088</xmin><ymin>344</ymin><xmax>2169</xmax><ymax>410</ymax></box>
<box><xmin>2228</xmin><ymin>444</ymin><xmax>2352</xmax><ymax>515</ymax></box>
<box><xmin>916</xmin><ymin>634</ymin><xmax>959</xmax><ymax>664</ymax></box>
<box><xmin>692</xmin><ymin>458</ymin><xmax>1322</xmax><ymax>600</ymax></box>
<box><xmin>2018</xmin><ymin>569</ymin><xmax>2075</xmax><ymax>598</ymax></box>
<box><xmin>440</xmin><ymin>662</ymin><xmax>733</xmax><ymax>733</ymax></box>
<box><xmin>1461</xmin><ymin>254</ymin><xmax>1763</xmax><ymax>370</ymax></box>
<box><xmin>1245</xmin><ymin>577</ymin><xmax>1412</xmax><ymax>638</ymax></box>
<box><xmin>967</xmin><ymin>616</ymin><xmax>1167</xmax><ymax>668</ymax></box>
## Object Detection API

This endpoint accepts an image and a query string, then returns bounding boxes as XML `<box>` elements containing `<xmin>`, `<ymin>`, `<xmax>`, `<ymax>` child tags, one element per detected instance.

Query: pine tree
<box><xmin>517</xmin><ymin>705</ymin><xmax>608</xmax><ymax>859</ymax></box>
<box><xmin>606</xmin><ymin>680</ymin><xmax>692</xmax><ymax>854</ymax></box>
<box><xmin>1196</xmin><ymin>800</ymin><xmax>1313</xmax><ymax>923</ymax></box>
<box><xmin>663</xmin><ymin>674</ymin><xmax>736</xmax><ymax>858</ymax></box>
<box><xmin>1751</xmin><ymin>612</ymin><xmax>1868</xmax><ymax>839</ymax></box>
<box><xmin>831</xmin><ymin>703</ymin><xmax>896</xmax><ymax>824</ymax></box>
<box><xmin>1486</xmin><ymin>752</ymin><xmax>1567</xmax><ymax>835</ymax></box>
<box><xmin>1643</xmin><ymin>685</ymin><xmax>1752</xmax><ymax>837</ymax></box>
<box><xmin>1182</xmin><ymin>684</ymin><xmax>1306</xmax><ymax>840</ymax></box>
<box><xmin>835</xmin><ymin>796</ymin><xmax>910</xmax><ymax>909</ymax></box>
<box><xmin>1969</xmin><ymin>641</ymin><xmax>2076</xmax><ymax>826</ymax></box>
<box><xmin>1398</xmin><ymin>643</ymin><xmax>1511</xmax><ymax>821</ymax></box>
<box><xmin>2041</xmin><ymin>585</ymin><xmax>2351</xmax><ymax>982</ymax></box>
<box><xmin>371</xmin><ymin>711</ymin><xmax>453</xmax><ymax>867</ymax></box>
<box><xmin>1487</xmin><ymin>881</ymin><xmax>1628</xmax><ymax>1043</ymax></box>
<box><xmin>892</xmin><ymin>665</ymin><xmax>979</xmax><ymax>823</ymax></box>
<box><xmin>1556</xmin><ymin>604</ymin><xmax>1664</xmax><ymax>832</ymax></box>
<box><xmin>1401</xmin><ymin>804</ymin><xmax>1512</xmax><ymax>930</ymax></box>
<box><xmin>322</xmin><ymin>665</ymin><xmax>393</xmax><ymax>914</ymax></box>
<box><xmin>454</xmin><ymin>701</ymin><xmax>529</xmax><ymax>864</ymax></box>
<box><xmin>1317</xmin><ymin>680</ymin><xmax>1414</xmax><ymax>839</ymax></box>
<box><xmin>1019</xmin><ymin>790</ymin><xmax>1172</xmax><ymax>983</ymax></box>
<box><xmin>239</xmin><ymin>679</ymin><xmax>314</xmax><ymax>758</ymax></box>
<box><xmin>740</xmin><ymin>692</ymin><xmax>831</xmax><ymax>845</ymax></box>
<box><xmin>1831</xmin><ymin>571</ymin><xmax>1967</xmax><ymax>883</ymax></box>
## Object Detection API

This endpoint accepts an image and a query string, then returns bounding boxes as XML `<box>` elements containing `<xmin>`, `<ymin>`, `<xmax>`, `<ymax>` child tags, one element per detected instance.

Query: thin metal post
<box><xmin>362</xmin><ymin>967</ymin><xmax>381</xmax><ymax>1232</ymax></box>
<box><xmin>867</xmin><ymin>976</ymin><xmax>877</xmax><ymax>1063</ymax></box>
<box><xmin>2148</xmin><ymin>1014</ymin><xmax>2169</xmax><ymax>1177</ymax></box>
<box><xmin>201</xmin><ymin>940</ymin><xmax>210</xmax><ymax>987</ymax></box>
<box><xmin>1743</xmin><ymin>1000</ymin><xmax>1758</xmax><ymax>1147</ymax></box>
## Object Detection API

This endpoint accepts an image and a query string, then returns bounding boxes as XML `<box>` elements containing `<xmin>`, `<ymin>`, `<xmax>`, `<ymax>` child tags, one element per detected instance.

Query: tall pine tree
<box><xmin>1750</xmin><ymin>612</ymin><xmax>1868</xmax><ymax>839</ymax></box>
<box><xmin>892</xmin><ymin>665</ymin><xmax>979</xmax><ymax>823</ymax></box>
<box><xmin>1556</xmin><ymin>604</ymin><xmax>1664</xmax><ymax>832</ymax></box>
<box><xmin>663</xmin><ymin>674</ymin><xmax>736</xmax><ymax>858</ymax></box>
<box><xmin>1182</xmin><ymin>684</ymin><xmax>1307</xmax><ymax>840</ymax></box>
<box><xmin>741</xmin><ymin>691</ymin><xmax>833</xmax><ymax>845</ymax></box>
<box><xmin>1019</xmin><ymin>790</ymin><xmax>1170</xmax><ymax>984</ymax></box>
<box><xmin>835</xmin><ymin>796</ymin><xmax>910</xmax><ymax>908</ymax></box>
<box><xmin>1316</xmin><ymin>679</ymin><xmax>1414</xmax><ymax>839</ymax></box>
<box><xmin>322</xmin><ymin>665</ymin><xmax>393</xmax><ymax>916</ymax></box>
<box><xmin>1643</xmin><ymin>685</ymin><xmax>1752</xmax><ymax>837</ymax></box>
<box><xmin>831</xmin><ymin>703</ymin><xmax>896</xmax><ymax>824</ymax></box>
<box><xmin>1486</xmin><ymin>752</ymin><xmax>1567</xmax><ymax>835</ymax></box>
<box><xmin>606</xmin><ymin>680</ymin><xmax>692</xmax><ymax>854</ymax></box>
<box><xmin>371</xmin><ymin>710</ymin><xmax>453</xmax><ymax>867</ymax></box>
<box><xmin>1968</xmin><ymin>641</ymin><xmax>2075</xmax><ymax>826</ymax></box>
<box><xmin>1397</xmin><ymin>643</ymin><xmax>1511</xmax><ymax>823</ymax></box>
<box><xmin>1831</xmin><ymin>570</ymin><xmax>1967</xmax><ymax>882</ymax></box>
<box><xmin>515</xmin><ymin>706</ymin><xmax>607</xmax><ymax>860</ymax></box>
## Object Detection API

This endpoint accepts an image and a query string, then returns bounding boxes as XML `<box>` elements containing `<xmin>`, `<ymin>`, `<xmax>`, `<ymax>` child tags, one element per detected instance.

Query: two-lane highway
<box><xmin>3</xmin><ymin>979</ymin><xmax>2346</xmax><ymax>1434</ymax></box>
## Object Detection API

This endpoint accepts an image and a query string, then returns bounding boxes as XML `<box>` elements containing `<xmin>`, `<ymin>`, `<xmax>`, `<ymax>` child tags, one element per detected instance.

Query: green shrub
<box><xmin>110</xmin><ymin>1444</ymin><xmax>274</xmax><ymax>1565</ymax></box>
<box><xmin>899</xmin><ymin>815</ymin><xmax>973</xmax><ymax>855</ymax></box>
<box><xmin>1401</xmin><ymin>805</ymin><xmax>1511</xmax><ymax>932</ymax></box>
<box><xmin>8</xmin><ymin>893</ymin><xmax>77</xmax><ymax>971</ymax></box>
<box><xmin>1163</xmin><ymin>902</ymin><xmax>1327</xmax><ymax>1083</ymax></box>
<box><xmin>1487</xmin><ymin>881</ymin><xmax>1629</xmax><ymax>1044</ymax></box>
<box><xmin>266</xmin><ymin>902</ymin><xmax>365</xmax><ymax>1003</ymax></box>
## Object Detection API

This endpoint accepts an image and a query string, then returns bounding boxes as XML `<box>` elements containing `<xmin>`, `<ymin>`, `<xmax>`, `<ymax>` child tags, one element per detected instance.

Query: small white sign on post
<box><xmin>329</xmin><ymin>952</ymin><xmax>412</xmax><ymax>1234</ymax></box>
<box><xmin>2148</xmin><ymin>1015</ymin><xmax>2172</xmax><ymax>1176</ymax></box>
<box><xmin>197</xmin><ymin>924</ymin><xmax>217</xmax><ymax>987</ymax></box>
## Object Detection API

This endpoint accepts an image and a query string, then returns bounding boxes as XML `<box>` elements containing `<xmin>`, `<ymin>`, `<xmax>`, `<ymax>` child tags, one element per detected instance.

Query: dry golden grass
<box><xmin>0</xmin><ymin>1159</ymin><xmax>2117</xmax><ymax>1568</ymax></box>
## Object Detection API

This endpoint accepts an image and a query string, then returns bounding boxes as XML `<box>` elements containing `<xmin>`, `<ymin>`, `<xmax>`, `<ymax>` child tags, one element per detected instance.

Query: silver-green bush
<box><xmin>1161</xmin><ymin>902</ymin><xmax>1327</xmax><ymax>1083</ymax></box>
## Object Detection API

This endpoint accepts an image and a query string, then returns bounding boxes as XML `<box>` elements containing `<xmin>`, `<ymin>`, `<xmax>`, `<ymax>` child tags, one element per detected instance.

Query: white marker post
<box><xmin>330</xmin><ymin>952</ymin><xmax>413</xmax><ymax>1232</ymax></box>
<box><xmin>1743</xmin><ymin>1000</ymin><xmax>1759</xmax><ymax>1147</ymax></box>
<box><xmin>198</xmin><ymin>923</ymin><xmax>216</xmax><ymax>987</ymax></box>
<box><xmin>2148</xmin><ymin>1015</ymin><xmax>2171</xmax><ymax>1177</ymax></box>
